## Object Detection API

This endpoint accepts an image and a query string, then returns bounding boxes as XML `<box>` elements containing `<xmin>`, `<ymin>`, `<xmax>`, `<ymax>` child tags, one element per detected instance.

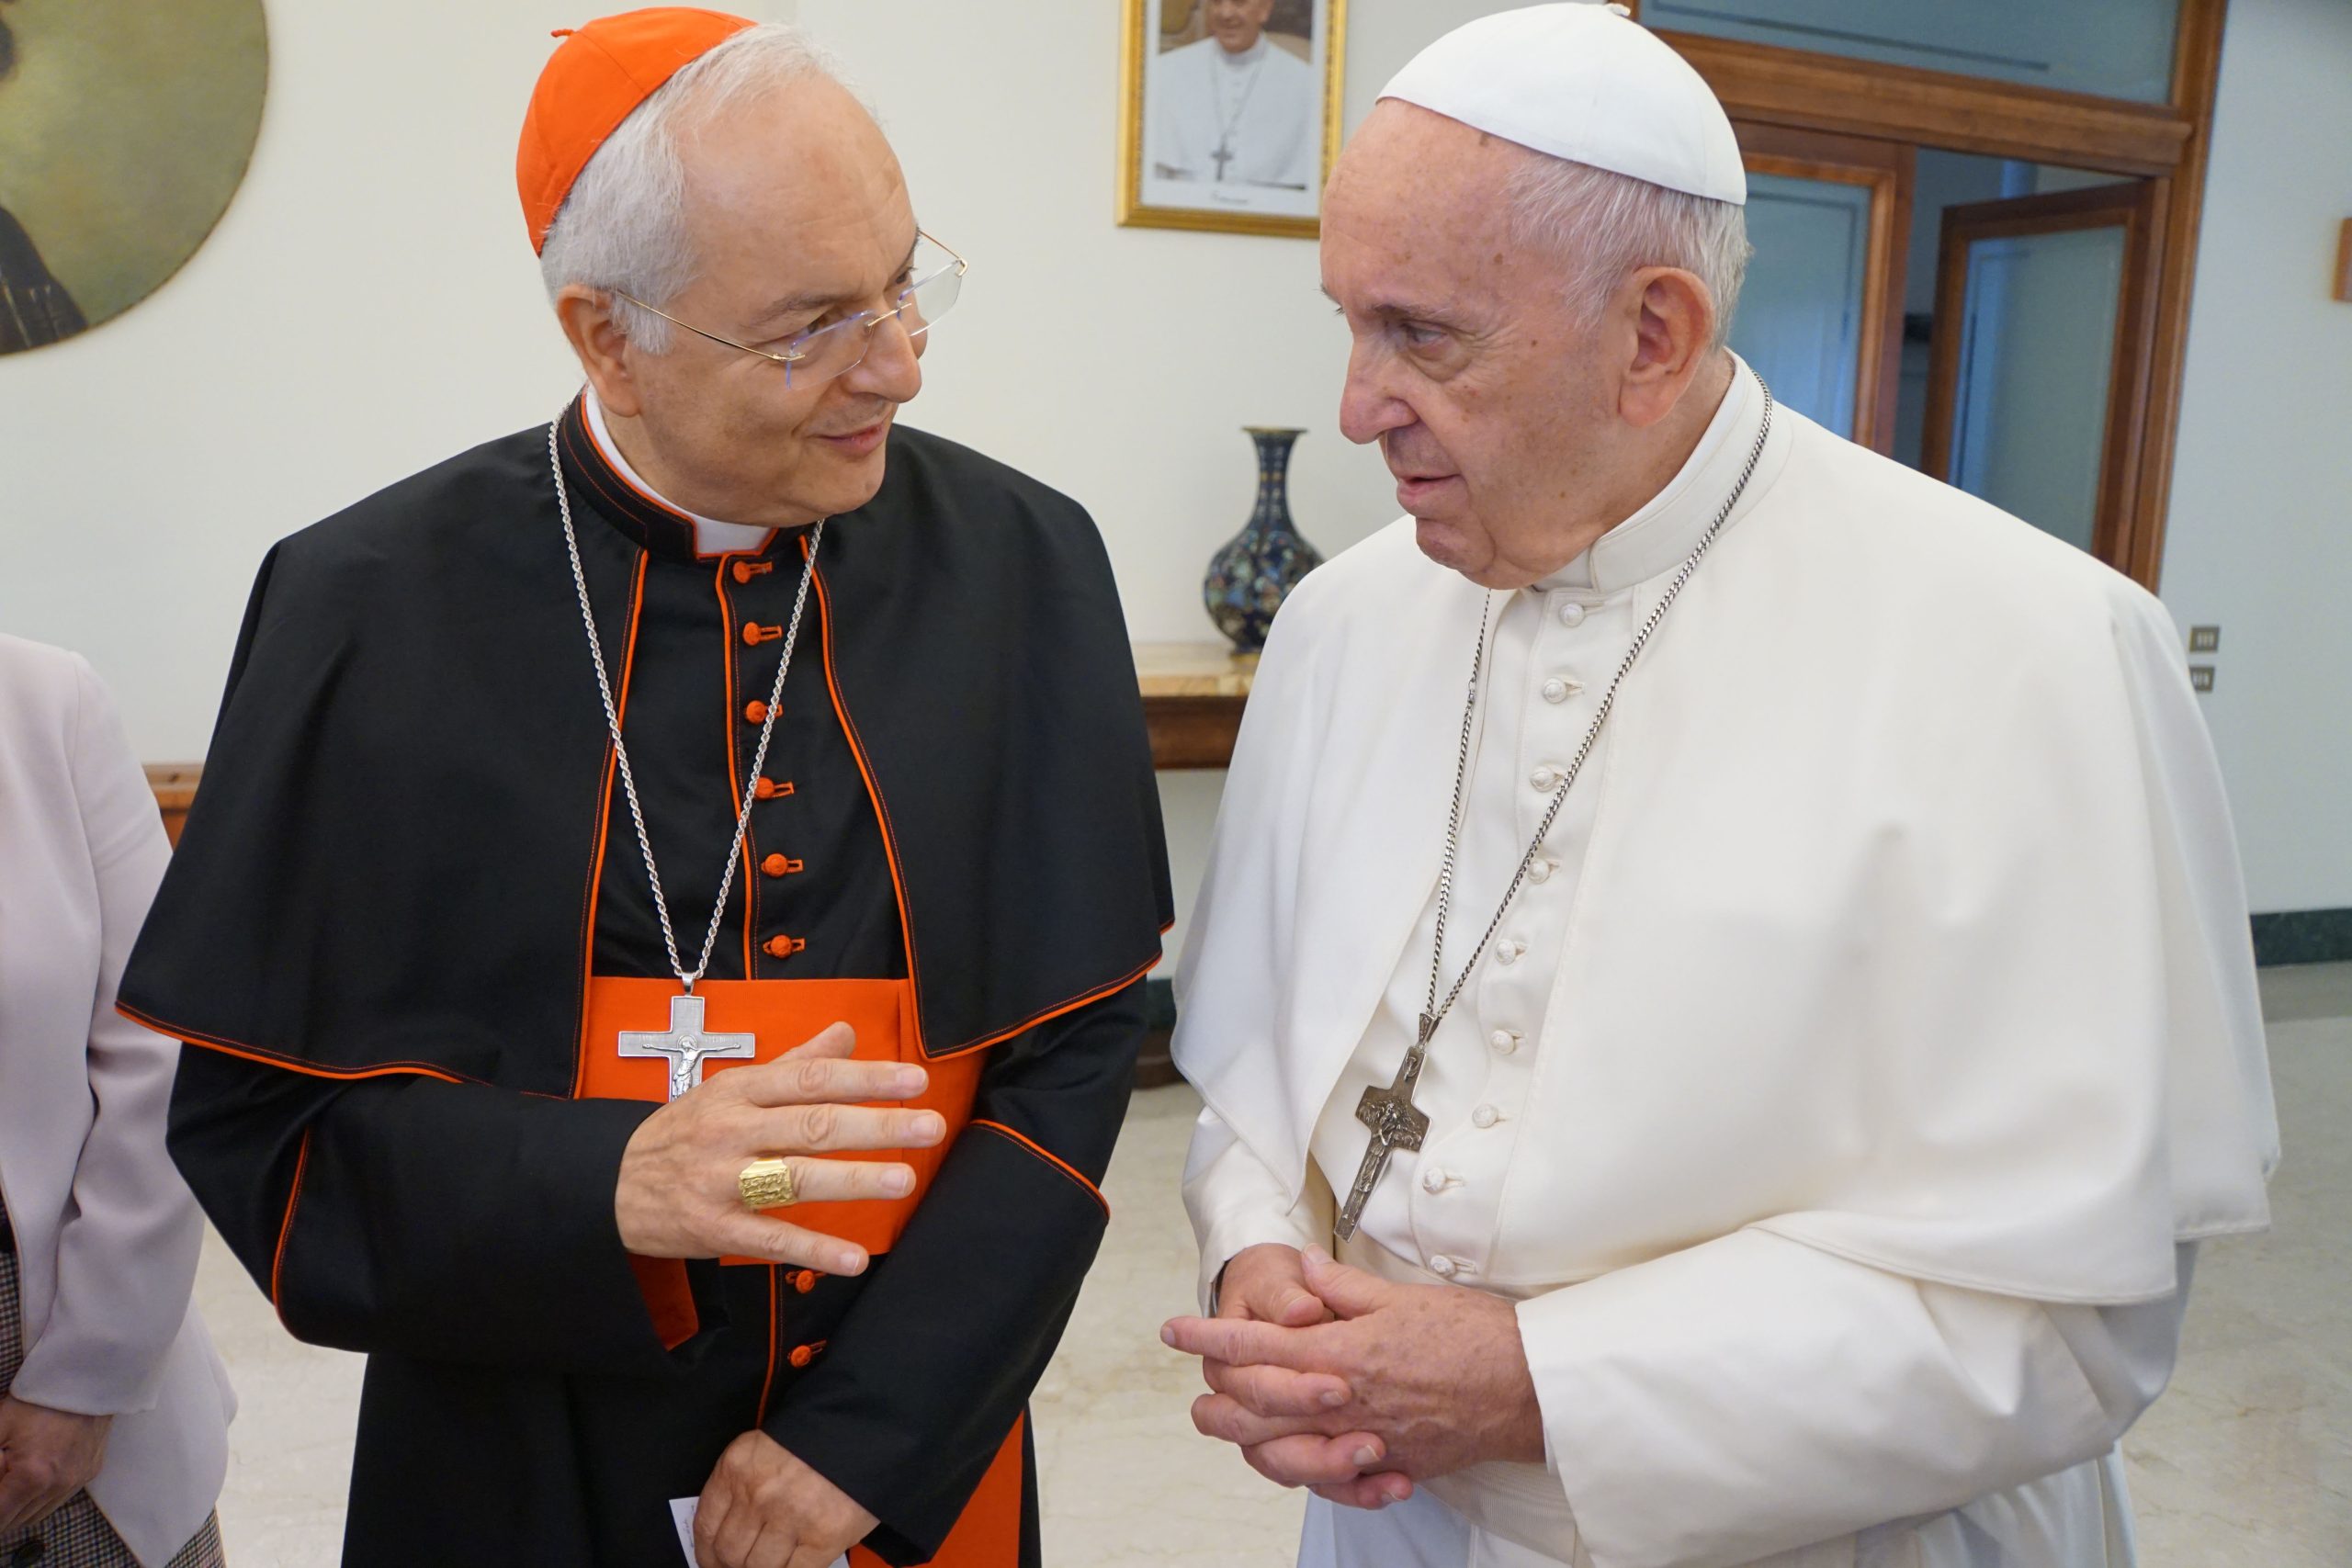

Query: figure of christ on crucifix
<box><xmin>1337</xmin><ymin>1015</ymin><xmax>1435</xmax><ymax>1239</ymax></box>
<box><xmin>619</xmin><ymin>992</ymin><xmax>759</xmax><ymax>1100</ymax></box>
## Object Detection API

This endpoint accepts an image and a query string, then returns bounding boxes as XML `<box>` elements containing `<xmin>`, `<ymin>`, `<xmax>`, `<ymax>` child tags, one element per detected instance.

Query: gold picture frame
<box><xmin>1117</xmin><ymin>0</ymin><xmax>1348</xmax><ymax>239</ymax></box>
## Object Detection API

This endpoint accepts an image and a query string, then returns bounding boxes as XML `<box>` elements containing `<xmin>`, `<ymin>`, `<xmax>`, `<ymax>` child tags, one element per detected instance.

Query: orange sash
<box><xmin>578</xmin><ymin>976</ymin><xmax>1022</xmax><ymax>1566</ymax></box>
<box><xmin>579</xmin><ymin>976</ymin><xmax>978</xmax><ymax>1259</ymax></box>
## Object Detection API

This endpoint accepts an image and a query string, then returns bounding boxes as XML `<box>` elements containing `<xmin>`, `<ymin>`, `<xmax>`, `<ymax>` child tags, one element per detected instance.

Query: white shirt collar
<box><xmin>582</xmin><ymin>386</ymin><xmax>775</xmax><ymax>557</ymax></box>
<box><xmin>1536</xmin><ymin>355</ymin><xmax>1765</xmax><ymax>596</ymax></box>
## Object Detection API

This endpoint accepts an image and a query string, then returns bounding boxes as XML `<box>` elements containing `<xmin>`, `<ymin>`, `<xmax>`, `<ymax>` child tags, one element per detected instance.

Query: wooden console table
<box><xmin>145</xmin><ymin>764</ymin><xmax>201</xmax><ymax>847</ymax></box>
<box><xmin>1131</xmin><ymin>641</ymin><xmax>1255</xmax><ymax>1085</ymax></box>
<box><xmin>1135</xmin><ymin>640</ymin><xmax>1256</xmax><ymax>771</ymax></box>
<box><xmin>142</xmin><ymin>643</ymin><xmax>1254</xmax><ymax>1093</ymax></box>
<box><xmin>147</xmin><ymin>643</ymin><xmax>1258</xmax><ymax>819</ymax></box>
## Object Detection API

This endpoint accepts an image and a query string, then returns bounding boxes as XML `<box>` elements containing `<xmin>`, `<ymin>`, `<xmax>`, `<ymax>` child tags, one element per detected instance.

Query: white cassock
<box><xmin>1174</xmin><ymin>360</ymin><xmax>2278</xmax><ymax>1568</ymax></box>
<box><xmin>1148</xmin><ymin>35</ymin><xmax>1320</xmax><ymax>190</ymax></box>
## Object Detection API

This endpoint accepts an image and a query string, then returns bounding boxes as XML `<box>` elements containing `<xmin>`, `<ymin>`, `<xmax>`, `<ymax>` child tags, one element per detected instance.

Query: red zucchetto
<box><xmin>515</xmin><ymin>7</ymin><xmax>754</xmax><ymax>253</ymax></box>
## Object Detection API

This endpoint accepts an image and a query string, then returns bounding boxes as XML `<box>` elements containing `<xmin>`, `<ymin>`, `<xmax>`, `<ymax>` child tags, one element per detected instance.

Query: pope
<box><xmin>1163</xmin><ymin>7</ymin><xmax>2278</xmax><ymax>1567</ymax></box>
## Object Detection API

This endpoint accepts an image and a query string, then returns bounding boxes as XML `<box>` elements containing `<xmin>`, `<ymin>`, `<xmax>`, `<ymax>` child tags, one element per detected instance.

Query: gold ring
<box><xmin>738</xmin><ymin>1157</ymin><xmax>798</xmax><ymax>1210</ymax></box>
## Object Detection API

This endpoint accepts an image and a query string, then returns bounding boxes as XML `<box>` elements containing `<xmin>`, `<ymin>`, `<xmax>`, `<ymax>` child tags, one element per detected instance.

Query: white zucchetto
<box><xmin>1379</xmin><ymin>2</ymin><xmax>1747</xmax><ymax>206</ymax></box>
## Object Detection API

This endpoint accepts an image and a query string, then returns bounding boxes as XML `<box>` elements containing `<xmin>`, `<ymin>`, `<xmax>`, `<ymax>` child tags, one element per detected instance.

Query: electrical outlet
<box><xmin>2188</xmin><ymin>626</ymin><xmax>2221</xmax><ymax>653</ymax></box>
<box><xmin>2189</xmin><ymin>665</ymin><xmax>2216</xmax><ymax>693</ymax></box>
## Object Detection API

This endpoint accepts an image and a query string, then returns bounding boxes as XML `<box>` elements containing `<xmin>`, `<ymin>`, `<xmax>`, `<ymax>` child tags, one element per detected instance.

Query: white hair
<box><xmin>1505</xmin><ymin>152</ymin><xmax>1751</xmax><ymax>351</ymax></box>
<box><xmin>537</xmin><ymin>24</ymin><xmax>862</xmax><ymax>353</ymax></box>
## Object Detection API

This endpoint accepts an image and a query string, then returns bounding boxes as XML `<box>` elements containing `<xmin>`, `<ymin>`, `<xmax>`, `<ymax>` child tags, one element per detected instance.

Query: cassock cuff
<box><xmin>1194</xmin><ymin>1207</ymin><xmax>1329</xmax><ymax>1315</ymax></box>
<box><xmin>274</xmin><ymin>1083</ymin><xmax>676</xmax><ymax>1373</ymax></box>
<box><xmin>763</xmin><ymin>1124</ymin><xmax>1109</xmax><ymax>1562</ymax></box>
<box><xmin>1181</xmin><ymin>1105</ymin><xmax>1333</xmax><ymax>1312</ymax></box>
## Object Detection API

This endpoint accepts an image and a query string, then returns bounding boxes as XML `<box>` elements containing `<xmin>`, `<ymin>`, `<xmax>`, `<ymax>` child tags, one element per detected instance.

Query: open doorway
<box><xmin>1729</xmin><ymin>132</ymin><xmax>2165</xmax><ymax>573</ymax></box>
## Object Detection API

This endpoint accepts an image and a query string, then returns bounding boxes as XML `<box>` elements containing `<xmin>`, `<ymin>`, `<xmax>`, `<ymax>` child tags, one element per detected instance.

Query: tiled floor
<box><xmin>198</xmin><ymin>965</ymin><xmax>2352</xmax><ymax>1565</ymax></box>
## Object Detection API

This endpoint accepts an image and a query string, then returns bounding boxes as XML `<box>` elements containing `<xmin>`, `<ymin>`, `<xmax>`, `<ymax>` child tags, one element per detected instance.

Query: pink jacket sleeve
<box><xmin>8</xmin><ymin>657</ymin><xmax>203</xmax><ymax>1417</ymax></box>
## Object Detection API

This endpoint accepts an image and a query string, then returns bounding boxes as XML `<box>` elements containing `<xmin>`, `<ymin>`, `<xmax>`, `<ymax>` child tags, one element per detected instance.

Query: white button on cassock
<box><xmin>1556</xmin><ymin>601</ymin><xmax>1587</xmax><ymax>627</ymax></box>
<box><xmin>1531</xmin><ymin>766</ymin><xmax>1562</xmax><ymax>792</ymax></box>
<box><xmin>1472</xmin><ymin>1104</ymin><xmax>1500</xmax><ymax>1129</ymax></box>
<box><xmin>1429</xmin><ymin>1255</ymin><xmax>1459</xmax><ymax>1278</ymax></box>
<box><xmin>1541</xmin><ymin>678</ymin><xmax>1572</xmax><ymax>704</ymax></box>
<box><xmin>1528</xmin><ymin>858</ymin><xmax>1555</xmax><ymax>884</ymax></box>
<box><xmin>1490</xmin><ymin>1028</ymin><xmax>1521</xmax><ymax>1055</ymax></box>
<box><xmin>1421</xmin><ymin>1166</ymin><xmax>1450</xmax><ymax>1193</ymax></box>
<box><xmin>1496</xmin><ymin>940</ymin><xmax>1524</xmax><ymax>965</ymax></box>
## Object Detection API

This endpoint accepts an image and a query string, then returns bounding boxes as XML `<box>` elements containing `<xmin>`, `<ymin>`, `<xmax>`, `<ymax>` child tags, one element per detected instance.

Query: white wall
<box><xmin>0</xmin><ymin>1</ymin><xmax>712</xmax><ymax>743</ymax></box>
<box><xmin>794</xmin><ymin>1</ymin><xmax>1517</xmax><ymax>960</ymax></box>
<box><xmin>1</xmin><ymin>1</ymin><xmax>2344</xmax><ymax>957</ymax></box>
<box><xmin>0</xmin><ymin>0</ymin><xmax>1497</xmax><ymax>965</ymax></box>
<box><xmin>2155</xmin><ymin>0</ymin><xmax>2352</xmax><ymax>916</ymax></box>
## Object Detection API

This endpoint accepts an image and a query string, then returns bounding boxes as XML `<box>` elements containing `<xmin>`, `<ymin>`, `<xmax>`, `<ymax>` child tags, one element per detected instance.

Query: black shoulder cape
<box><xmin>121</xmin><ymin>406</ymin><xmax>1171</xmax><ymax>1090</ymax></box>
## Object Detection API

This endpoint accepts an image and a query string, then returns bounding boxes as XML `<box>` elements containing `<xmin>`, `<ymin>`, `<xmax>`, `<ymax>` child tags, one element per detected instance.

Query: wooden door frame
<box><xmin>1628</xmin><ymin>0</ymin><xmax>2231</xmax><ymax>590</ymax></box>
<box><xmin>1733</xmin><ymin>122</ymin><xmax>1914</xmax><ymax>455</ymax></box>
<box><xmin>1919</xmin><ymin>183</ymin><xmax>2167</xmax><ymax>565</ymax></box>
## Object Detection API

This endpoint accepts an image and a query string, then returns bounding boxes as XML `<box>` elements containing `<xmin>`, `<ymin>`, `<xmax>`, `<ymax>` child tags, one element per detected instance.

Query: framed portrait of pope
<box><xmin>1119</xmin><ymin>0</ymin><xmax>1345</xmax><ymax>238</ymax></box>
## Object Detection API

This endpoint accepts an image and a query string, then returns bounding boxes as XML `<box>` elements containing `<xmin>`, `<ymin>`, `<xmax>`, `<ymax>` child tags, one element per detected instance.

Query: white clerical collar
<box><xmin>582</xmin><ymin>387</ymin><xmax>775</xmax><ymax>557</ymax></box>
<box><xmin>1537</xmin><ymin>355</ymin><xmax>1766</xmax><ymax>595</ymax></box>
<box><xmin>1214</xmin><ymin>35</ymin><xmax>1271</xmax><ymax>69</ymax></box>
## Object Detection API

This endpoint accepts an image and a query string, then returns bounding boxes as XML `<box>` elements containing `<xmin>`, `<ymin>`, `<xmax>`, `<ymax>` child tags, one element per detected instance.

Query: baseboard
<box><xmin>2251</xmin><ymin>908</ymin><xmax>2352</xmax><ymax>968</ymax></box>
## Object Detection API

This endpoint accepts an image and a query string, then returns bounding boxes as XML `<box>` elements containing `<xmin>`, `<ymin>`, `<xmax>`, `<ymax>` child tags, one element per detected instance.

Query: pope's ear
<box><xmin>1617</xmin><ymin>266</ymin><xmax>1716</xmax><ymax>430</ymax></box>
<box><xmin>555</xmin><ymin>285</ymin><xmax>646</xmax><ymax>420</ymax></box>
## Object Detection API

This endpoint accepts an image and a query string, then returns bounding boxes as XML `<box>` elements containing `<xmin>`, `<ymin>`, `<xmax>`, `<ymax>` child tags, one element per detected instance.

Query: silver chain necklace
<box><xmin>548</xmin><ymin>418</ymin><xmax>827</xmax><ymax>1097</ymax></box>
<box><xmin>1337</xmin><ymin>380</ymin><xmax>1776</xmax><ymax>1239</ymax></box>
<box><xmin>1210</xmin><ymin>44</ymin><xmax>1272</xmax><ymax>180</ymax></box>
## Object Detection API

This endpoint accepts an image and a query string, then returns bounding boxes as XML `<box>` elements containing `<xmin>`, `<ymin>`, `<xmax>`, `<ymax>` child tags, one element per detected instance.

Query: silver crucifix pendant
<box><xmin>1336</xmin><ymin>1013</ymin><xmax>1437</xmax><ymax>1240</ymax></box>
<box><xmin>617</xmin><ymin>992</ymin><xmax>758</xmax><ymax>1100</ymax></box>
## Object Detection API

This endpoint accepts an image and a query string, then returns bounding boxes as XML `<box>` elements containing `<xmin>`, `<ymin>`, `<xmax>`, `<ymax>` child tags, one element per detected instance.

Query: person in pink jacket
<box><xmin>0</xmin><ymin>634</ymin><xmax>232</xmax><ymax>1566</ymax></box>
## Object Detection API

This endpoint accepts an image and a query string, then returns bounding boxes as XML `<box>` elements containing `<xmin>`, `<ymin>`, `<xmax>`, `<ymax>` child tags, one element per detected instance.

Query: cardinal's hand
<box><xmin>695</xmin><ymin>1430</ymin><xmax>876</xmax><ymax>1568</ymax></box>
<box><xmin>616</xmin><ymin>1022</ymin><xmax>943</xmax><ymax>1275</ymax></box>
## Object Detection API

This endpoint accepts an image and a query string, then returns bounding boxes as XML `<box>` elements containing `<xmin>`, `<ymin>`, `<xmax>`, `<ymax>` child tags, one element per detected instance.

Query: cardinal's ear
<box><xmin>556</xmin><ymin>285</ymin><xmax>650</xmax><ymax>421</ymax></box>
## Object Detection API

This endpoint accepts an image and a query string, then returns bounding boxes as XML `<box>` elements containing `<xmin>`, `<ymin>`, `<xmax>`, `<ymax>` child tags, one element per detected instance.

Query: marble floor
<box><xmin>197</xmin><ymin>965</ymin><xmax>2352</xmax><ymax>1565</ymax></box>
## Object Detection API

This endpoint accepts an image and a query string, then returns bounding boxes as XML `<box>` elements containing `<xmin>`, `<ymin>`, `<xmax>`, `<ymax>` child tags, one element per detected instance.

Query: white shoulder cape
<box><xmin>1173</xmin><ymin>407</ymin><xmax>2277</xmax><ymax>1305</ymax></box>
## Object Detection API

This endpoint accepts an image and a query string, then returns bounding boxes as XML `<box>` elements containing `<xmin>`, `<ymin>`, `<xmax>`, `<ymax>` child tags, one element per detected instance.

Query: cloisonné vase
<box><xmin>1202</xmin><ymin>426</ymin><xmax>1322</xmax><ymax>653</ymax></box>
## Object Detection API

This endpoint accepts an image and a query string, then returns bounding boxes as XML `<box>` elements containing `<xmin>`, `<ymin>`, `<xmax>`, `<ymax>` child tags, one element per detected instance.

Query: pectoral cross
<box><xmin>1336</xmin><ymin>1013</ymin><xmax>1437</xmax><ymax>1240</ymax></box>
<box><xmin>619</xmin><ymin>992</ymin><xmax>757</xmax><ymax>1101</ymax></box>
<box><xmin>1211</xmin><ymin>139</ymin><xmax>1236</xmax><ymax>182</ymax></box>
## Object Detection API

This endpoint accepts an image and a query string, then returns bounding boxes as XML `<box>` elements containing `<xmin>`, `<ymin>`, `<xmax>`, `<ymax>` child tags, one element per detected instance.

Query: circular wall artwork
<box><xmin>0</xmin><ymin>0</ymin><xmax>267</xmax><ymax>354</ymax></box>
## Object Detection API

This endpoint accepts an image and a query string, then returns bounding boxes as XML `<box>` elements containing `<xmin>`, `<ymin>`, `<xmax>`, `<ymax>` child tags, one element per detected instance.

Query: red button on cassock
<box><xmin>788</xmin><ymin>1344</ymin><xmax>816</xmax><ymax>1369</ymax></box>
<box><xmin>761</xmin><ymin>853</ymin><xmax>801</xmax><ymax>878</ymax></box>
<box><xmin>743</xmin><ymin>701</ymin><xmax>768</xmax><ymax>725</ymax></box>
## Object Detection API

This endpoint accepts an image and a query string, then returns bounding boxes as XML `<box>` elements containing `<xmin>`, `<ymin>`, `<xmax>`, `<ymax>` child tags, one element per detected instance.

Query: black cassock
<box><xmin>120</xmin><ymin>400</ymin><xmax>1172</xmax><ymax>1567</ymax></box>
